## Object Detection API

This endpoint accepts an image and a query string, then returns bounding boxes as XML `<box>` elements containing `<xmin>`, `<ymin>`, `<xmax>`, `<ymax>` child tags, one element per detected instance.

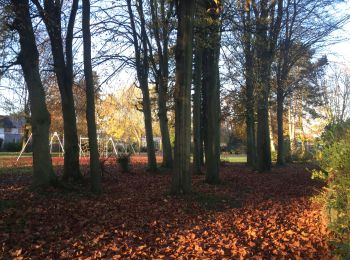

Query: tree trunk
<box><xmin>13</xmin><ymin>0</ymin><xmax>57</xmax><ymax>188</ymax></box>
<box><xmin>193</xmin><ymin>47</ymin><xmax>203</xmax><ymax>175</ymax></box>
<box><xmin>21</xmin><ymin>90</ymin><xmax>30</xmax><ymax>152</ymax></box>
<box><xmin>245</xmin><ymin>57</ymin><xmax>256</xmax><ymax>168</ymax></box>
<box><xmin>242</xmin><ymin>1</ymin><xmax>257</xmax><ymax>168</ymax></box>
<box><xmin>149</xmin><ymin>0</ymin><xmax>173</xmax><ymax>169</ymax></box>
<box><xmin>255</xmin><ymin>0</ymin><xmax>283</xmax><ymax>172</ymax></box>
<box><xmin>171</xmin><ymin>0</ymin><xmax>195</xmax><ymax>194</ymax></box>
<box><xmin>256</xmin><ymin>69</ymin><xmax>272</xmax><ymax>172</ymax></box>
<box><xmin>203</xmin><ymin>45</ymin><xmax>221</xmax><ymax>183</ymax></box>
<box><xmin>33</xmin><ymin>0</ymin><xmax>82</xmax><ymax>182</ymax></box>
<box><xmin>141</xmin><ymin>85</ymin><xmax>157</xmax><ymax>171</ymax></box>
<box><xmin>127</xmin><ymin>0</ymin><xmax>157</xmax><ymax>172</ymax></box>
<box><xmin>82</xmin><ymin>0</ymin><xmax>102</xmax><ymax>193</ymax></box>
<box><xmin>255</xmin><ymin>0</ymin><xmax>281</xmax><ymax>172</ymax></box>
<box><xmin>201</xmin><ymin>49</ymin><xmax>209</xmax><ymax>164</ymax></box>
<box><xmin>202</xmin><ymin>3</ymin><xmax>221</xmax><ymax>184</ymax></box>
<box><xmin>288</xmin><ymin>98</ymin><xmax>295</xmax><ymax>159</ymax></box>
<box><xmin>157</xmin><ymin>79</ymin><xmax>173</xmax><ymax>168</ymax></box>
<box><xmin>276</xmin><ymin>86</ymin><xmax>285</xmax><ymax>165</ymax></box>
<box><xmin>61</xmin><ymin>91</ymin><xmax>82</xmax><ymax>181</ymax></box>
<box><xmin>256</xmin><ymin>48</ymin><xmax>272</xmax><ymax>172</ymax></box>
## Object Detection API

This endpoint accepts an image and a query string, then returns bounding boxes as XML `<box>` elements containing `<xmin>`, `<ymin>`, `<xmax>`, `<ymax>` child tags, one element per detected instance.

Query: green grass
<box><xmin>0</xmin><ymin>152</ymin><xmax>32</xmax><ymax>158</ymax></box>
<box><xmin>0</xmin><ymin>152</ymin><xmax>64</xmax><ymax>158</ymax></box>
<box><xmin>0</xmin><ymin>152</ymin><xmax>247</xmax><ymax>164</ymax></box>
<box><xmin>220</xmin><ymin>154</ymin><xmax>247</xmax><ymax>163</ymax></box>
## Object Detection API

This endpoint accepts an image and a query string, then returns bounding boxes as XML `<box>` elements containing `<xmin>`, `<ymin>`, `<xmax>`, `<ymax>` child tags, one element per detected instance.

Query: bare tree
<box><xmin>127</xmin><ymin>0</ymin><xmax>157</xmax><ymax>171</ymax></box>
<box><xmin>321</xmin><ymin>65</ymin><xmax>350</xmax><ymax>123</ymax></box>
<box><xmin>82</xmin><ymin>0</ymin><xmax>102</xmax><ymax>193</ymax></box>
<box><xmin>148</xmin><ymin>0</ymin><xmax>174</xmax><ymax>169</ymax></box>
<box><xmin>31</xmin><ymin>0</ymin><xmax>82</xmax><ymax>181</ymax></box>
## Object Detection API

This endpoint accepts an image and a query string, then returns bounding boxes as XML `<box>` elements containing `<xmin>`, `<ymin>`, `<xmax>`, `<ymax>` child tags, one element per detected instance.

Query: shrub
<box><xmin>117</xmin><ymin>153</ymin><xmax>131</xmax><ymax>172</ymax></box>
<box><xmin>313</xmin><ymin>120</ymin><xmax>350</xmax><ymax>257</ymax></box>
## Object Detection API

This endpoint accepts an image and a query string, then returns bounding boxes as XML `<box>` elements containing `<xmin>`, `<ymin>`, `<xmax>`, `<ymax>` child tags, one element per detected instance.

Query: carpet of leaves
<box><xmin>0</xmin><ymin>158</ymin><xmax>331</xmax><ymax>259</ymax></box>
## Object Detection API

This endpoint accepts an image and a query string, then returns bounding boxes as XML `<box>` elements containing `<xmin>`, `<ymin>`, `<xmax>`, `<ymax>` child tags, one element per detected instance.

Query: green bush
<box><xmin>313</xmin><ymin>120</ymin><xmax>350</xmax><ymax>257</ymax></box>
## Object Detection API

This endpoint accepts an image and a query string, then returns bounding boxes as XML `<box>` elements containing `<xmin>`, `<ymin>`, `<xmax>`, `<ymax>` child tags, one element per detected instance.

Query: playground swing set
<box><xmin>16</xmin><ymin>132</ymin><xmax>137</xmax><ymax>163</ymax></box>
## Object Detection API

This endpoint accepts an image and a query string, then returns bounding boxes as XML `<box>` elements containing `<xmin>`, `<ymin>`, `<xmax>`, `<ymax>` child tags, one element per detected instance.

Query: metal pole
<box><xmin>16</xmin><ymin>133</ymin><xmax>32</xmax><ymax>163</ymax></box>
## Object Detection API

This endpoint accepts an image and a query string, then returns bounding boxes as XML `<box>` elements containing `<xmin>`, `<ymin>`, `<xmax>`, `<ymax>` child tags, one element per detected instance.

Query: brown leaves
<box><xmin>0</xmin><ymin>160</ymin><xmax>331</xmax><ymax>258</ymax></box>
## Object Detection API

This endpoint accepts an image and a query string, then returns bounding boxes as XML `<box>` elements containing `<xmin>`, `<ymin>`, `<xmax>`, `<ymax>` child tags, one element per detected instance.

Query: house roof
<box><xmin>0</xmin><ymin>115</ymin><xmax>16</xmax><ymax>129</ymax></box>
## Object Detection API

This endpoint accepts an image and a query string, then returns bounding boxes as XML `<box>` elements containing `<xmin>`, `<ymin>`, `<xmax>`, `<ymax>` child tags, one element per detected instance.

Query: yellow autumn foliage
<box><xmin>96</xmin><ymin>85</ymin><xmax>160</xmax><ymax>144</ymax></box>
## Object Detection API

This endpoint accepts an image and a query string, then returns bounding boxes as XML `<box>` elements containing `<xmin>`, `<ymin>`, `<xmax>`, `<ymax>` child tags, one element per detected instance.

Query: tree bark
<box><xmin>203</xmin><ymin>45</ymin><xmax>221</xmax><ymax>183</ymax></box>
<box><xmin>32</xmin><ymin>0</ymin><xmax>82</xmax><ymax>181</ymax></box>
<box><xmin>12</xmin><ymin>0</ymin><xmax>57</xmax><ymax>188</ymax></box>
<box><xmin>201</xmin><ymin>49</ymin><xmax>208</xmax><ymax>165</ymax></box>
<box><xmin>244</xmin><ymin>58</ymin><xmax>256</xmax><ymax>167</ymax></box>
<box><xmin>149</xmin><ymin>0</ymin><xmax>173</xmax><ymax>169</ymax></box>
<box><xmin>61</xmin><ymin>92</ymin><xmax>81</xmax><ymax>181</ymax></box>
<box><xmin>82</xmin><ymin>0</ymin><xmax>102</xmax><ymax>193</ymax></box>
<box><xmin>245</xmin><ymin>81</ymin><xmax>256</xmax><ymax>168</ymax></box>
<box><xmin>157</xmin><ymin>79</ymin><xmax>173</xmax><ymax>168</ymax></box>
<box><xmin>193</xmin><ymin>47</ymin><xmax>203</xmax><ymax>175</ymax></box>
<box><xmin>141</xmin><ymin>85</ymin><xmax>157</xmax><ymax>171</ymax></box>
<box><xmin>22</xmin><ymin>94</ymin><xmax>30</xmax><ymax>152</ymax></box>
<box><xmin>241</xmin><ymin>1</ymin><xmax>257</xmax><ymax>168</ymax></box>
<box><xmin>256</xmin><ymin>66</ymin><xmax>272</xmax><ymax>172</ymax></box>
<box><xmin>171</xmin><ymin>0</ymin><xmax>195</xmax><ymax>194</ymax></box>
<box><xmin>276</xmin><ymin>85</ymin><xmax>285</xmax><ymax>165</ymax></box>
<box><xmin>255</xmin><ymin>0</ymin><xmax>283</xmax><ymax>172</ymax></box>
<box><xmin>202</xmin><ymin>2</ymin><xmax>221</xmax><ymax>184</ymax></box>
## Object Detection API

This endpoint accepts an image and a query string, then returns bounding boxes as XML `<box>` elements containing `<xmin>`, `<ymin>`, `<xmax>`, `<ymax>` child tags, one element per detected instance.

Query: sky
<box><xmin>325</xmin><ymin>21</ymin><xmax>350</xmax><ymax>66</ymax></box>
<box><xmin>1</xmin><ymin>2</ymin><xmax>350</xmax><ymax>115</ymax></box>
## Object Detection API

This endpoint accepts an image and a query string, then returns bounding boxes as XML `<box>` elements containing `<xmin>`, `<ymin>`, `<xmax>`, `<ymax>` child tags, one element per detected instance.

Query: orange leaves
<box><xmin>248</xmin><ymin>241</ymin><xmax>256</xmax><ymax>247</ymax></box>
<box><xmin>10</xmin><ymin>248</ymin><xmax>22</xmax><ymax>259</ymax></box>
<box><xmin>285</xmin><ymin>229</ymin><xmax>295</xmax><ymax>236</ymax></box>
<box><xmin>194</xmin><ymin>244</ymin><xmax>203</xmax><ymax>253</ymax></box>
<box><xmin>0</xmin><ymin>162</ymin><xmax>332</xmax><ymax>258</ymax></box>
<box><xmin>246</xmin><ymin>227</ymin><xmax>258</xmax><ymax>239</ymax></box>
<box><xmin>92</xmin><ymin>234</ymin><xmax>104</xmax><ymax>245</ymax></box>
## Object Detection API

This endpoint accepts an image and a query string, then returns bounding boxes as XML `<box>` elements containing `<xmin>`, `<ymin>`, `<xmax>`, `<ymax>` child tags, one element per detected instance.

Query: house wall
<box><xmin>0</xmin><ymin>128</ymin><xmax>4</xmax><ymax>149</ymax></box>
<box><xmin>0</xmin><ymin>128</ymin><xmax>22</xmax><ymax>150</ymax></box>
<box><xmin>0</xmin><ymin>117</ymin><xmax>24</xmax><ymax>150</ymax></box>
<box><xmin>9</xmin><ymin>128</ymin><xmax>18</xmax><ymax>134</ymax></box>
<box><xmin>4</xmin><ymin>133</ymin><xmax>22</xmax><ymax>144</ymax></box>
<box><xmin>0</xmin><ymin>128</ymin><xmax>4</xmax><ymax>142</ymax></box>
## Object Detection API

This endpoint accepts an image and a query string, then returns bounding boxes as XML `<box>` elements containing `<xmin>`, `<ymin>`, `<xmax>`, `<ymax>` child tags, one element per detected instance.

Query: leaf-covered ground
<box><xmin>0</xmin><ymin>157</ymin><xmax>331</xmax><ymax>258</ymax></box>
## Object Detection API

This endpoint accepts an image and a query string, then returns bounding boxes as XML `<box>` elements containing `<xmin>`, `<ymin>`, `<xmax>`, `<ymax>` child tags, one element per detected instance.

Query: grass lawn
<box><xmin>0</xmin><ymin>152</ymin><xmax>32</xmax><ymax>158</ymax></box>
<box><xmin>220</xmin><ymin>154</ymin><xmax>247</xmax><ymax>163</ymax></box>
<box><xmin>0</xmin><ymin>153</ymin><xmax>247</xmax><ymax>163</ymax></box>
<box><xmin>0</xmin><ymin>152</ymin><xmax>65</xmax><ymax>158</ymax></box>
